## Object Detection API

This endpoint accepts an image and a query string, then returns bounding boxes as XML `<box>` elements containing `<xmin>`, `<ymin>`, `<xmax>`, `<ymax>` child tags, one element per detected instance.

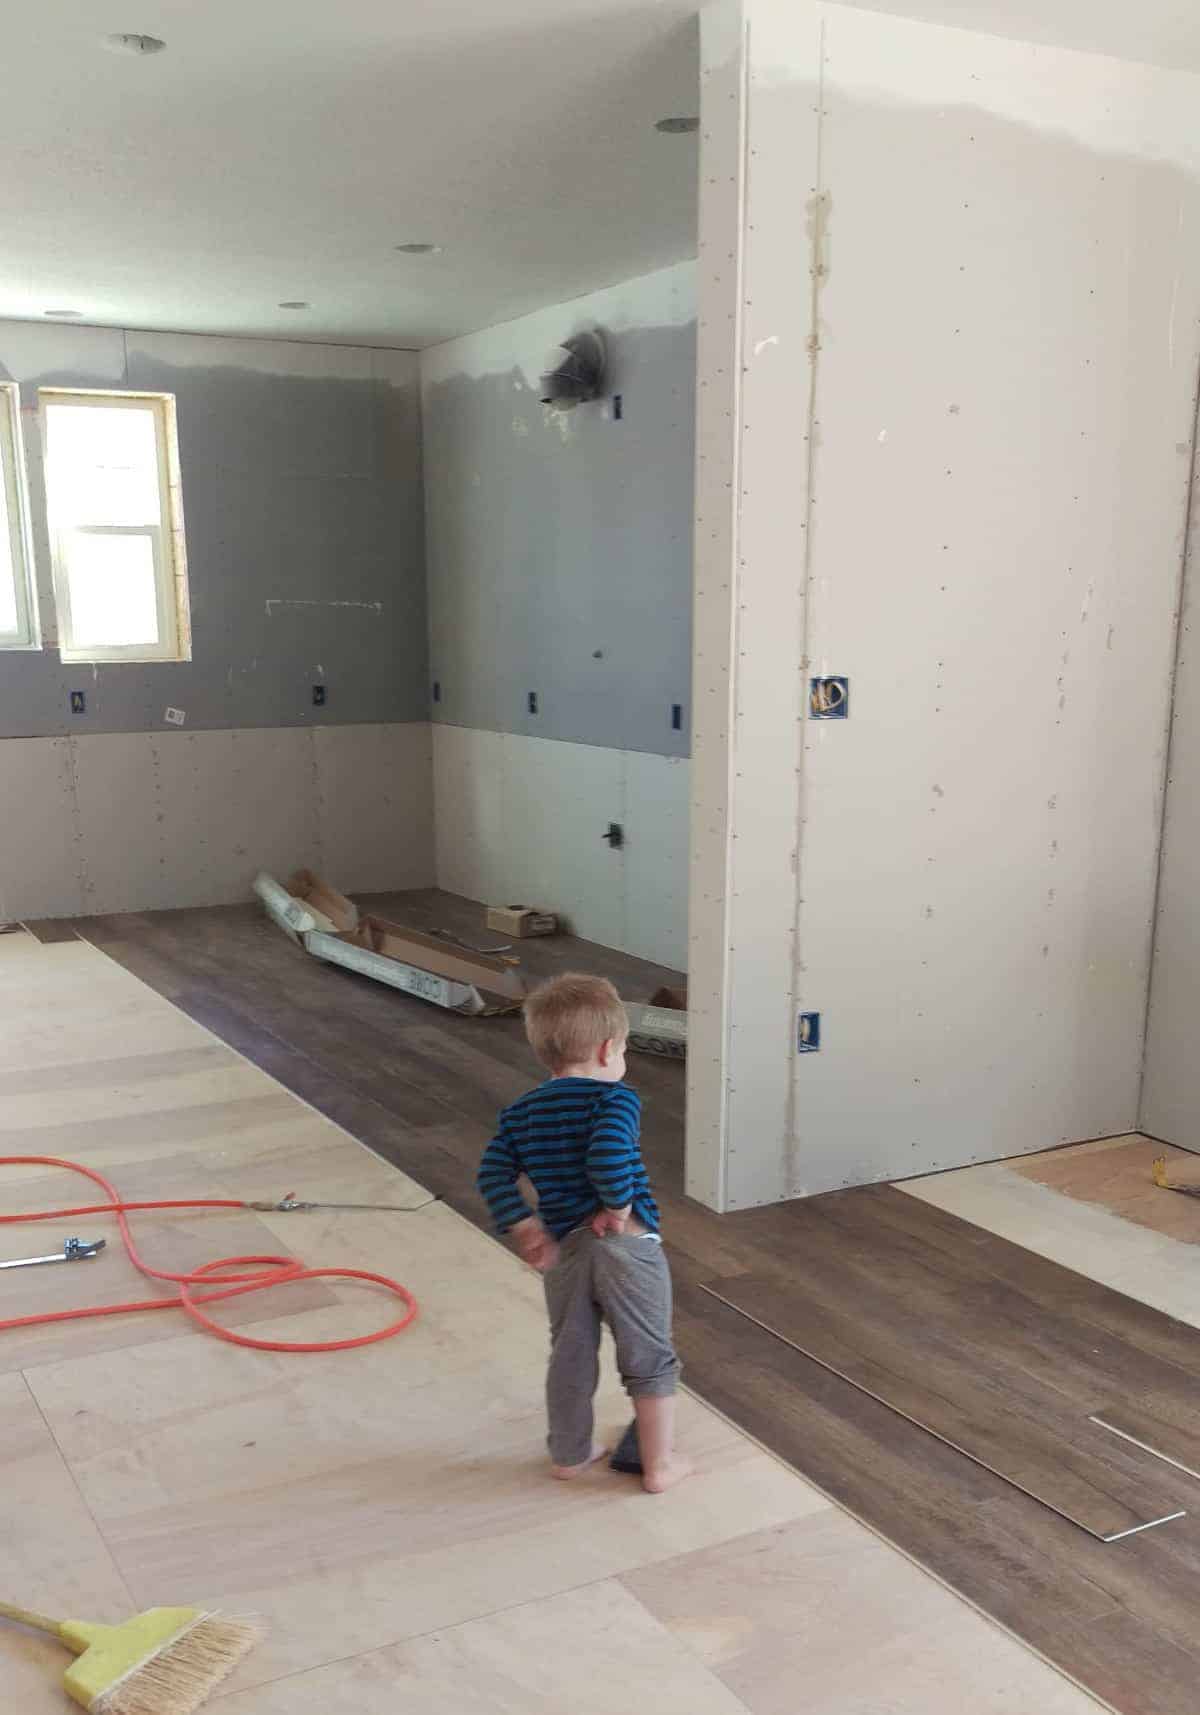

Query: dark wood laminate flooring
<box><xmin>51</xmin><ymin>889</ymin><xmax>1200</xmax><ymax>1714</ymax></box>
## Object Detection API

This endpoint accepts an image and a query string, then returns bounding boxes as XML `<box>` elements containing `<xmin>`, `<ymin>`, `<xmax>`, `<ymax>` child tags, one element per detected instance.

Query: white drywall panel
<box><xmin>0</xmin><ymin>724</ymin><xmax>432</xmax><ymax>920</ymax></box>
<box><xmin>1142</xmin><ymin>471</ymin><xmax>1200</xmax><ymax>1151</ymax></box>
<box><xmin>0</xmin><ymin>739</ymin><xmax>83</xmax><ymax>920</ymax></box>
<box><xmin>432</xmin><ymin>724</ymin><xmax>510</xmax><ymax>905</ymax></box>
<box><xmin>314</xmin><ymin>722</ymin><xmax>434</xmax><ymax>893</ymax></box>
<box><xmin>691</xmin><ymin>1</ymin><xmax>1200</xmax><ymax>1205</ymax></box>
<box><xmin>789</xmin><ymin>7</ymin><xmax>1200</xmax><ymax>1193</ymax></box>
<box><xmin>225</xmin><ymin>727</ymin><xmax>323</xmax><ymax>892</ymax></box>
<box><xmin>685</xmin><ymin>0</ymin><xmax>749</xmax><ymax>1211</ymax></box>
<box><xmin>151</xmin><ymin>728</ymin><xmax>243</xmax><ymax>909</ymax></box>
<box><xmin>688</xmin><ymin>0</ymin><xmax>823</xmax><ymax>1209</ymax></box>
<box><xmin>625</xmin><ymin>752</ymin><xmax>690</xmax><ymax>972</ymax></box>
<box><xmin>72</xmin><ymin>733</ymin><xmax>174</xmax><ymax>915</ymax></box>
<box><xmin>499</xmin><ymin>733</ymin><xmax>626</xmax><ymax>952</ymax></box>
<box><xmin>432</xmin><ymin>725</ymin><xmax>688</xmax><ymax>968</ymax></box>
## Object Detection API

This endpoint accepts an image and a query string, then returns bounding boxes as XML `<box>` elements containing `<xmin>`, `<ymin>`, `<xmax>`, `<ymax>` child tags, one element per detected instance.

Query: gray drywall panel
<box><xmin>422</xmin><ymin>266</ymin><xmax>695</xmax><ymax>759</ymax></box>
<box><xmin>0</xmin><ymin>324</ymin><xmax>426</xmax><ymax>737</ymax></box>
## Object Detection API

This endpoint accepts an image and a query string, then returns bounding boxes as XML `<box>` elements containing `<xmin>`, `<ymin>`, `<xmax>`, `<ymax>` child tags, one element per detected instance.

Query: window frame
<box><xmin>40</xmin><ymin>388</ymin><xmax>190</xmax><ymax>665</ymax></box>
<box><xmin>0</xmin><ymin>383</ymin><xmax>39</xmax><ymax>650</ymax></box>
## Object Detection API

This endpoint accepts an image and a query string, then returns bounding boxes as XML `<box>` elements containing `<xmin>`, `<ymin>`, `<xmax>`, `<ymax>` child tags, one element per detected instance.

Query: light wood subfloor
<box><xmin>0</xmin><ymin>927</ymin><xmax>1100</xmax><ymax>1714</ymax></box>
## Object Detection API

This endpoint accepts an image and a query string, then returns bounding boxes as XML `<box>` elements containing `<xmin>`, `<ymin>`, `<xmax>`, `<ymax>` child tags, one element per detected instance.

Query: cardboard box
<box><xmin>486</xmin><ymin>904</ymin><xmax>558</xmax><ymax>938</ymax></box>
<box><xmin>254</xmin><ymin>869</ymin><xmax>359</xmax><ymax>942</ymax></box>
<box><xmin>625</xmin><ymin>984</ymin><xmax>687</xmax><ymax>1059</ymax></box>
<box><xmin>307</xmin><ymin>914</ymin><xmax>528</xmax><ymax>1017</ymax></box>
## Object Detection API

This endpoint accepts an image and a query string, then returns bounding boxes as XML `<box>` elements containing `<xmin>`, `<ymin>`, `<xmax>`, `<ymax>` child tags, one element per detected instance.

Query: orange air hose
<box><xmin>0</xmin><ymin>1156</ymin><xmax>419</xmax><ymax>1352</ymax></box>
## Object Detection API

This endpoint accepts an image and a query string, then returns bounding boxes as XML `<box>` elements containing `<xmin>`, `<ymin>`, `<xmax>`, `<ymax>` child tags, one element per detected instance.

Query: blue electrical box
<box><xmin>809</xmin><ymin>677</ymin><xmax>848</xmax><ymax>719</ymax></box>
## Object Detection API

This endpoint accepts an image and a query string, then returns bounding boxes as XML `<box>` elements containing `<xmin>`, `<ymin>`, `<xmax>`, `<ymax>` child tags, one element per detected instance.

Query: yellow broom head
<box><xmin>1152</xmin><ymin>1156</ymin><xmax>1170</xmax><ymax>1188</ymax></box>
<box><xmin>58</xmin><ymin>1607</ymin><xmax>261</xmax><ymax>1715</ymax></box>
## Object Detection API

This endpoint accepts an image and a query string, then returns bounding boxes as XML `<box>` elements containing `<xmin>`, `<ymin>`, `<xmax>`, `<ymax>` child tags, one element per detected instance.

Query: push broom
<box><xmin>0</xmin><ymin>1598</ymin><xmax>261</xmax><ymax>1714</ymax></box>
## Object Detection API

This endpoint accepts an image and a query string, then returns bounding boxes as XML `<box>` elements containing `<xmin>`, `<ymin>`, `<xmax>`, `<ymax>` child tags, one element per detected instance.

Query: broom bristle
<box><xmin>92</xmin><ymin>1613</ymin><xmax>262</xmax><ymax>1715</ymax></box>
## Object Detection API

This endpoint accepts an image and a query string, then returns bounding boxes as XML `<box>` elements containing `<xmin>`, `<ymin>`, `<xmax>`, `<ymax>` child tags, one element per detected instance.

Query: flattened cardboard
<box><xmin>308</xmin><ymin>914</ymin><xmax>528</xmax><ymax>1017</ymax></box>
<box><xmin>286</xmin><ymin>869</ymin><xmax>358</xmax><ymax>933</ymax></box>
<box><xmin>486</xmin><ymin>904</ymin><xmax>558</xmax><ymax>938</ymax></box>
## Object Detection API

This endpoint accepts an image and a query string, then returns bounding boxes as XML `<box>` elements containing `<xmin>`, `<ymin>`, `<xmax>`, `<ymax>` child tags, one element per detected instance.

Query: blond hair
<box><xmin>523</xmin><ymin>972</ymin><xmax>627</xmax><ymax>1071</ymax></box>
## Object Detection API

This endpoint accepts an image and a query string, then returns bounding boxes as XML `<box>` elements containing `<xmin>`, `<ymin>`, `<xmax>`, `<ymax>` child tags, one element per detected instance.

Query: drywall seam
<box><xmin>719</xmin><ymin>7</ymin><xmax>753</xmax><ymax>1216</ymax></box>
<box><xmin>785</xmin><ymin>16</ymin><xmax>827</xmax><ymax>1192</ymax></box>
<box><xmin>683</xmin><ymin>0</ymin><xmax>751</xmax><ymax>1210</ymax></box>
<box><xmin>1138</xmin><ymin>343</ymin><xmax>1200</xmax><ymax>1127</ymax></box>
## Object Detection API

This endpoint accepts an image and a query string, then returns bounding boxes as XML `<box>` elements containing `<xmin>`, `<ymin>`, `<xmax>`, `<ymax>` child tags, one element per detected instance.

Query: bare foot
<box><xmin>642</xmin><ymin>1455</ymin><xmax>694</xmax><ymax>1494</ymax></box>
<box><xmin>552</xmin><ymin>1443</ymin><xmax>608</xmax><ymax>1480</ymax></box>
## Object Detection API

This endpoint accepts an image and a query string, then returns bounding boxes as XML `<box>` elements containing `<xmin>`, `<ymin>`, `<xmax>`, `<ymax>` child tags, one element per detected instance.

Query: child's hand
<box><xmin>590</xmin><ymin>1205</ymin><xmax>632</xmax><ymax>1238</ymax></box>
<box><xmin>512</xmin><ymin>1217</ymin><xmax>559</xmax><ymax>1272</ymax></box>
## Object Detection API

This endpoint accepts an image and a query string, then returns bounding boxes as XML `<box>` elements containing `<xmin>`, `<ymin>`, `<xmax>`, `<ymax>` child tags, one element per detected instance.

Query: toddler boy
<box><xmin>477</xmin><ymin>972</ymin><xmax>691</xmax><ymax>1493</ymax></box>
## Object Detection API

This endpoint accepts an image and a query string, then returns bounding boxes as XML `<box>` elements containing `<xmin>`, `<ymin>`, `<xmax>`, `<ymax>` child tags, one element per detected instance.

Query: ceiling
<box><xmin>7</xmin><ymin>0</ymin><xmax>1200</xmax><ymax>352</ymax></box>
<box><xmin>0</xmin><ymin>0</ymin><xmax>700</xmax><ymax>349</ymax></box>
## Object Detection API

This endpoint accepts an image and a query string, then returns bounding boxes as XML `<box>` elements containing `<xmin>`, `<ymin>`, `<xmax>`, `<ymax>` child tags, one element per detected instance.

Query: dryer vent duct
<box><xmin>540</xmin><ymin>331</ymin><xmax>606</xmax><ymax>410</ymax></box>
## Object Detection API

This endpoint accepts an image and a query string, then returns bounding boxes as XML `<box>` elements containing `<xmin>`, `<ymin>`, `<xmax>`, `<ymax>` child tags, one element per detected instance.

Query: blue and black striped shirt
<box><xmin>477</xmin><ymin>1078</ymin><xmax>660</xmax><ymax>1240</ymax></box>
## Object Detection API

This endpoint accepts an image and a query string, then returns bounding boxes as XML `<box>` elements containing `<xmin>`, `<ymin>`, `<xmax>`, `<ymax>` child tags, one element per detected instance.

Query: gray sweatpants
<box><xmin>542</xmin><ymin>1227</ymin><xmax>681</xmax><ymax>1467</ymax></box>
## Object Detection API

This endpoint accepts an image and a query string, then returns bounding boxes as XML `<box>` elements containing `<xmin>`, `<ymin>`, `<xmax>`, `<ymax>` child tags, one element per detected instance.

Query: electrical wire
<box><xmin>0</xmin><ymin>1156</ymin><xmax>420</xmax><ymax>1353</ymax></box>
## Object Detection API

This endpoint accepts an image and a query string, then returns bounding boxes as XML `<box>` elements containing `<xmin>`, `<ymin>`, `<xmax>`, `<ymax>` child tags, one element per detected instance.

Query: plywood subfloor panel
<box><xmin>6</xmin><ymin>930</ymin><xmax>1079</xmax><ymax>1715</ymax></box>
<box><xmin>1014</xmin><ymin>1136</ymin><xmax>1200</xmax><ymax>1246</ymax></box>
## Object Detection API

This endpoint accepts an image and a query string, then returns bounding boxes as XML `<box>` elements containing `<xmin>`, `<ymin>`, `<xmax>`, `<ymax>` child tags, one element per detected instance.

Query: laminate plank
<box><xmin>20</xmin><ymin>918</ymin><xmax>80</xmax><ymax>944</ymax></box>
<box><xmin>702</xmin><ymin>1273</ymin><xmax>1186</xmax><ymax>1541</ymax></box>
<box><xmin>839</xmin><ymin>1183</ymin><xmax>1200</xmax><ymax>1372</ymax></box>
<box><xmin>1091</xmin><ymin>1403</ymin><xmax>1200</xmax><ymax>1484</ymax></box>
<box><xmin>794</xmin><ymin>1191</ymin><xmax>1200</xmax><ymax>1411</ymax></box>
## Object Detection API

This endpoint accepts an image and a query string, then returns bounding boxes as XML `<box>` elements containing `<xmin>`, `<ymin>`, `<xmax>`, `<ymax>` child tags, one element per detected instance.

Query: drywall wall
<box><xmin>1141</xmin><ymin>459</ymin><xmax>1200</xmax><ymax>1149</ymax></box>
<box><xmin>0</xmin><ymin>723</ymin><xmax>434</xmax><ymax>921</ymax></box>
<box><xmin>433</xmin><ymin>726</ymin><xmax>688</xmax><ymax>970</ymax></box>
<box><xmin>0</xmin><ymin>322</ymin><xmax>434</xmax><ymax>915</ymax></box>
<box><xmin>421</xmin><ymin>262</ymin><xmax>696</xmax><ymax>759</ymax></box>
<box><xmin>689</xmin><ymin>0</ymin><xmax>1200</xmax><ymax>1208</ymax></box>
<box><xmin>0</xmin><ymin>321</ymin><xmax>427</xmax><ymax>736</ymax></box>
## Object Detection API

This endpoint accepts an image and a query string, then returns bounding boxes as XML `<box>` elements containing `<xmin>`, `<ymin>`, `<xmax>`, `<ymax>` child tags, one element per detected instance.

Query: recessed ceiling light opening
<box><xmin>655</xmin><ymin>116</ymin><xmax>699</xmax><ymax>134</ymax></box>
<box><xmin>278</xmin><ymin>301</ymin><xmax>310</xmax><ymax>310</ymax></box>
<box><xmin>394</xmin><ymin>243</ymin><xmax>443</xmax><ymax>256</ymax></box>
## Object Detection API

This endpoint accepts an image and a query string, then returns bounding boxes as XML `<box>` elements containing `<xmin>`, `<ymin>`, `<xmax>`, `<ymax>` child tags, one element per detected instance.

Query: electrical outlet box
<box><xmin>69</xmin><ymin>690</ymin><xmax>86</xmax><ymax>714</ymax></box>
<box><xmin>798</xmin><ymin>1012</ymin><xmax>821</xmax><ymax>1052</ymax></box>
<box><xmin>312</xmin><ymin>684</ymin><xmax>327</xmax><ymax>707</ymax></box>
<box><xmin>810</xmin><ymin>677</ymin><xmax>849</xmax><ymax>719</ymax></box>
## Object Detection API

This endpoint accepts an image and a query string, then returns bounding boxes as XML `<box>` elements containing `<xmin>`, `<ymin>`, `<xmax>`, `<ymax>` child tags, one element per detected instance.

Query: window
<box><xmin>0</xmin><ymin>384</ymin><xmax>37</xmax><ymax>649</ymax></box>
<box><xmin>41</xmin><ymin>390</ymin><xmax>190</xmax><ymax>662</ymax></box>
